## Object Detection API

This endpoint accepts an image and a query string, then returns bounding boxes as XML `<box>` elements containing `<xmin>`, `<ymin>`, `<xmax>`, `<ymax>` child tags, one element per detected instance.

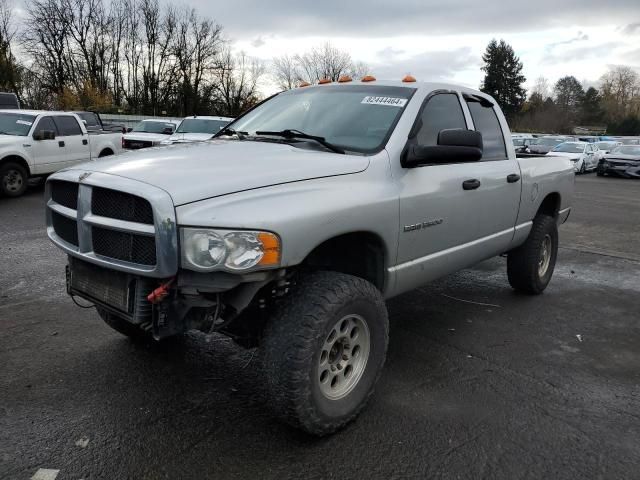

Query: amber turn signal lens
<box><xmin>298</xmin><ymin>81</ymin><xmax>311</xmax><ymax>87</ymax></box>
<box><xmin>338</xmin><ymin>76</ymin><xmax>352</xmax><ymax>83</ymax></box>
<box><xmin>258</xmin><ymin>232</ymin><xmax>281</xmax><ymax>266</ymax></box>
<box><xmin>402</xmin><ymin>75</ymin><xmax>416</xmax><ymax>83</ymax></box>
<box><xmin>318</xmin><ymin>78</ymin><xmax>332</xmax><ymax>84</ymax></box>
<box><xmin>361</xmin><ymin>75</ymin><xmax>376</xmax><ymax>82</ymax></box>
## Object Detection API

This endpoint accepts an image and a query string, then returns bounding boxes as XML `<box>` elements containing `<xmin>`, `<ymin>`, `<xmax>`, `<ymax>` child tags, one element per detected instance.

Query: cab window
<box><xmin>415</xmin><ymin>93</ymin><xmax>467</xmax><ymax>145</ymax></box>
<box><xmin>53</xmin><ymin>116</ymin><xmax>83</xmax><ymax>136</ymax></box>
<box><xmin>466</xmin><ymin>101</ymin><xmax>507</xmax><ymax>160</ymax></box>
<box><xmin>34</xmin><ymin>117</ymin><xmax>57</xmax><ymax>136</ymax></box>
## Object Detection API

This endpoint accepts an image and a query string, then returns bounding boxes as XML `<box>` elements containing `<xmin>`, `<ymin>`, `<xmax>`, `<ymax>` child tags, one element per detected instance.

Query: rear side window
<box><xmin>466</xmin><ymin>101</ymin><xmax>507</xmax><ymax>160</ymax></box>
<box><xmin>53</xmin><ymin>116</ymin><xmax>82</xmax><ymax>136</ymax></box>
<box><xmin>416</xmin><ymin>93</ymin><xmax>467</xmax><ymax>145</ymax></box>
<box><xmin>78</xmin><ymin>112</ymin><xmax>99</xmax><ymax>128</ymax></box>
<box><xmin>34</xmin><ymin>117</ymin><xmax>57</xmax><ymax>135</ymax></box>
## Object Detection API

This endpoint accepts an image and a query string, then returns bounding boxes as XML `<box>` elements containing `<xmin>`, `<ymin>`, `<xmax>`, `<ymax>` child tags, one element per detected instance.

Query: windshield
<box><xmin>229</xmin><ymin>85</ymin><xmax>416</xmax><ymax>153</ymax></box>
<box><xmin>611</xmin><ymin>145</ymin><xmax>640</xmax><ymax>155</ymax></box>
<box><xmin>513</xmin><ymin>139</ymin><xmax>525</xmax><ymax>146</ymax></box>
<box><xmin>0</xmin><ymin>113</ymin><xmax>36</xmax><ymax>136</ymax></box>
<box><xmin>537</xmin><ymin>137</ymin><xmax>567</xmax><ymax>146</ymax></box>
<box><xmin>132</xmin><ymin>120</ymin><xmax>175</xmax><ymax>134</ymax></box>
<box><xmin>552</xmin><ymin>143</ymin><xmax>585</xmax><ymax>153</ymax></box>
<box><xmin>176</xmin><ymin>118</ymin><xmax>229</xmax><ymax>134</ymax></box>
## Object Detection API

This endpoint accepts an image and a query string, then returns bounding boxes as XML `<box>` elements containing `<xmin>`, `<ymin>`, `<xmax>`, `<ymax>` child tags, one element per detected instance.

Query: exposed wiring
<box><xmin>70</xmin><ymin>294</ymin><xmax>96</xmax><ymax>309</ymax></box>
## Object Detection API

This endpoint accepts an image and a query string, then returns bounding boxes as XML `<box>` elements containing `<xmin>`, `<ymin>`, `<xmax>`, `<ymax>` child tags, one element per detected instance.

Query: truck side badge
<box><xmin>78</xmin><ymin>172</ymin><xmax>92</xmax><ymax>182</ymax></box>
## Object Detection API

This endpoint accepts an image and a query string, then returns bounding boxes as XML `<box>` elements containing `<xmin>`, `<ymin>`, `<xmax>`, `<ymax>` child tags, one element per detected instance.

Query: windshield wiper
<box><xmin>255</xmin><ymin>129</ymin><xmax>345</xmax><ymax>154</ymax></box>
<box><xmin>216</xmin><ymin>127</ymin><xmax>248</xmax><ymax>139</ymax></box>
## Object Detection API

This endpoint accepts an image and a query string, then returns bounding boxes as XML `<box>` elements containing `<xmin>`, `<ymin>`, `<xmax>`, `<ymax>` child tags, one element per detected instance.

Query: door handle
<box><xmin>82</xmin><ymin>139</ymin><xmax>88</xmax><ymax>145</ymax></box>
<box><xmin>507</xmin><ymin>174</ymin><xmax>521</xmax><ymax>183</ymax></box>
<box><xmin>58</xmin><ymin>141</ymin><xmax>65</xmax><ymax>147</ymax></box>
<box><xmin>462</xmin><ymin>179</ymin><xmax>481</xmax><ymax>190</ymax></box>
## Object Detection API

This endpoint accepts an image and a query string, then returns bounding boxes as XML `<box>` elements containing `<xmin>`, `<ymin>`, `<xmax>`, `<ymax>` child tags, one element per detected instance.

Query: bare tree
<box><xmin>214</xmin><ymin>49</ymin><xmax>264</xmax><ymax>116</ymax></box>
<box><xmin>272</xmin><ymin>54</ymin><xmax>300</xmax><ymax>90</ymax></box>
<box><xmin>599</xmin><ymin>66</ymin><xmax>640</xmax><ymax>121</ymax></box>
<box><xmin>0</xmin><ymin>0</ymin><xmax>23</xmax><ymax>95</ymax></box>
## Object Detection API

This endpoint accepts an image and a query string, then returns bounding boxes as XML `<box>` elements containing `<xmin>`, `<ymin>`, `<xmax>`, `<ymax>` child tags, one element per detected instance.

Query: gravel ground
<box><xmin>1</xmin><ymin>174</ymin><xmax>639</xmax><ymax>480</ymax></box>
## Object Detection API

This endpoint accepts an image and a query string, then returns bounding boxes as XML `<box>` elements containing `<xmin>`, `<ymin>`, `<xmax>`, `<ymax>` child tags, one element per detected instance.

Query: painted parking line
<box><xmin>31</xmin><ymin>469</ymin><xmax>60</xmax><ymax>480</ymax></box>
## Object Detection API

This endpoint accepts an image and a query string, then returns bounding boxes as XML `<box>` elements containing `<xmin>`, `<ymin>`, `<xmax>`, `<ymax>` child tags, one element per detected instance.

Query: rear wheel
<box><xmin>507</xmin><ymin>214</ymin><xmax>558</xmax><ymax>295</ymax></box>
<box><xmin>262</xmin><ymin>271</ymin><xmax>389</xmax><ymax>435</ymax></box>
<box><xmin>0</xmin><ymin>162</ymin><xmax>28</xmax><ymax>197</ymax></box>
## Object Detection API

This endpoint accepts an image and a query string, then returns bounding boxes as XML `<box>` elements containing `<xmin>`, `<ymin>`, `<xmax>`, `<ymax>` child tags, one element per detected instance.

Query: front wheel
<box><xmin>0</xmin><ymin>162</ymin><xmax>28</xmax><ymax>197</ymax></box>
<box><xmin>262</xmin><ymin>271</ymin><xmax>389</xmax><ymax>436</ymax></box>
<box><xmin>507</xmin><ymin>214</ymin><xmax>558</xmax><ymax>295</ymax></box>
<box><xmin>579</xmin><ymin>162</ymin><xmax>586</xmax><ymax>174</ymax></box>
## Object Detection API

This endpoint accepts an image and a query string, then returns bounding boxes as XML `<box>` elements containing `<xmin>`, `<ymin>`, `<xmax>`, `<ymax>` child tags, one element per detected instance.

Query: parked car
<box><xmin>595</xmin><ymin>141</ymin><xmax>622</xmax><ymax>154</ymax></box>
<box><xmin>597</xmin><ymin>145</ymin><xmax>640</xmax><ymax>178</ymax></box>
<box><xmin>0</xmin><ymin>110</ymin><xmax>123</xmax><ymax>197</ymax></box>
<box><xmin>45</xmin><ymin>80</ymin><xmax>573</xmax><ymax>435</ymax></box>
<box><xmin>549</xmin><ymin>141</ymin><xmax>598</xmax><ymax>174</ymax></box>
<box><xmin>72</xmin><ymin>111</ymin><xmax>127</xmax><ymax>134</ymax></box>
<box><xmin>0</xmin><ymin>92</ymin><xmax>20</xmax><ymax>109</ymax></box>
<box><xmin>122</xmin><ymin>119</ymin><xmax>180</xmax><ymax>149</ymax></box>
<box><xmin>618</xmin><ymin>137</ymin><xmax>640</xmax><ymax>145</ymax></box>
<box><xmin>161</xmin><ymin>116</ymin><xmax>233</xmax><ymax>145</ymax></box>
<box><xmin>528</xmin><ymin>136</ymin><xmax>572</xmax><ymax>154</ymax></box>
<box><xmin>512</xmin><ymin>137</ymin><xmax>534</xmax><ymax>153</ymax></box>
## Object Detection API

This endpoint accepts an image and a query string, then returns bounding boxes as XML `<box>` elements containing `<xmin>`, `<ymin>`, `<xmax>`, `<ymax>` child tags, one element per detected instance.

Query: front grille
<box><xmin>124</xmin><ymin>139</ymin><xmax>152</xmax><ymax>149</ymax></box>
<box><xmin>52</xmin><ymin>211</ymin><xmax>78</xmax><ymax>246</ymax></box>
<box><xmin>92</xmin><ymin>187</ymin><xmax>154</xmax><ymax>225</ymax></box>
<box><xmin>51</xmin><ymin>181</ymin><xmax>78</xmax><ymax>210</ymax></box>
<box><xmin>92</xmin><ymin>226</ymin><xmax>156</xmax><ymax>265</ymax></box>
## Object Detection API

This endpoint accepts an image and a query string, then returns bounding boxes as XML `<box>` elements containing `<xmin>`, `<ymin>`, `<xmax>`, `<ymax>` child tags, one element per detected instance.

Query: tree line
<box><xmin>0</xmin><ymin>0</ymin><xmax>264</xmax><ymax>116</ymax></box>
<box><xmin>480</xmin><ymin>39</ymin><xmax>640</xmax><ymax>135</ymax></box>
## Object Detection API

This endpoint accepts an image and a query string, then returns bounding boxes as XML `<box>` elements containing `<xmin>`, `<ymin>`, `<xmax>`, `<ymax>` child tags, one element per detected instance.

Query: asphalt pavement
<box><xmin>1</xmin><ymin>175</ymin><xmax>639</xmax><ymax>479</ymax></box>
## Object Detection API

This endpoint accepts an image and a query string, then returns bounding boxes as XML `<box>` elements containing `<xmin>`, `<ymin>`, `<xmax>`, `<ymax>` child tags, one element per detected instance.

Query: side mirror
<box><xmin>162</xmin><ymin>127</ymin><xmax>174</xmax><ymax>134</ymax></box>
<box><xmin>403</xmin><ymin>129</ymin><xmax>483</xmax><ymax>168</ymax></box>
<box><xmin>126</xmin><ymin>127</ymin><xmax>133</xmax><ymax>133</ymax></box>
<box><xmin>33</xmin><ymin>130</ymin><xmax>56</xmax><ymax>141</ymax></box>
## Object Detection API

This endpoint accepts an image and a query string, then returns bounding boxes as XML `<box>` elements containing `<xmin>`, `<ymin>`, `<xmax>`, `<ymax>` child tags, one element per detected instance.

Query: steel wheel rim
<box><xmin>317</xmin><ymin>314</ymin><xmax>371</xmax><ymax>400</ymax></box>
<box><xmin>2</xmin><ymin>169</ymin><xmax>23</xmax><ymax>193</ymax></box>
<box><xmin>538</xmin><ymin>234</ymin><xmax>552</xmax><ymax>277</ymax></box>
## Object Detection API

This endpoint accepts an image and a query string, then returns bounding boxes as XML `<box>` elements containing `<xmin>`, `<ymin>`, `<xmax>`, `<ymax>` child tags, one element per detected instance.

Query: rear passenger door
<box><xmin>395</xmin><ymin>92</ymin><xmax>522</xmax><ymax>292</ymax></box>
<box><xmin>53</xmin><ymin>115</ymin><xmax>91</xmax><ymax>167</ymax></box>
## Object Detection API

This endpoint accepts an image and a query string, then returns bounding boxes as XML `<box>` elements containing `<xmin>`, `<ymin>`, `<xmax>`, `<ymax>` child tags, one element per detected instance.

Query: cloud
<box><xmin>370</xmin><ymin>47</ymin><xmax>479</xmax><ymax>84</ymax></box>
<box><xmin>543</xmin><ymin>42</ymin><xmax>623</xmax><ymax>65</ymax></box>
<box><xmin>251</xmin><ymin>36</ymin><xmax>266</xmax><ymax>48</ymax></box>
<box><xmin>620</xmin><ymin>22</ymin><xmax>640</xmax><ymax>35</ymax></box>
<box><xmin>207</xmin><ymin>0</ymin><xmax>640</xmax><ymax>38</ymax></box>
<box><xmin>546</xmin><ymin>31</ymin><xmax>589</xmax><ymax>49</ymax></box>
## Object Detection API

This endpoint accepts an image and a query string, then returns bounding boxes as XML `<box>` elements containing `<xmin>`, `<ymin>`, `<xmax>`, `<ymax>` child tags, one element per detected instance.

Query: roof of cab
<box><xmin>294</xmin><ymin>80</ymin><xmax>495</xmax><ymax>102</ymax></box>
<box><xmin>0</xmin><ymin>109</ymin><xmax>78</xmax><ymax>115</ymax></box>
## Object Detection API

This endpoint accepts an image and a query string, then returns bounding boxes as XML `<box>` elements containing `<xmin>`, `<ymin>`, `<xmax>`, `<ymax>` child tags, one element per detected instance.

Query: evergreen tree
<box><xmin>480</xmin><ymin>39</ymin><xmax>527</xmax><ymax>121</ymax></box>
<box><xmin>580</xmin><ymin>87</ymin><xmax>604</xmax><ymax>125</ymax></box>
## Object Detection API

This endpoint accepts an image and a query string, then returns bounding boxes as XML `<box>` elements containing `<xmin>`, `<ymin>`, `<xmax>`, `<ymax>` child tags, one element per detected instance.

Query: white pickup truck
<box><xmin>0</xmin><ymin>110</ymin><xmax>123</xmax><ymax>197</ymax></box>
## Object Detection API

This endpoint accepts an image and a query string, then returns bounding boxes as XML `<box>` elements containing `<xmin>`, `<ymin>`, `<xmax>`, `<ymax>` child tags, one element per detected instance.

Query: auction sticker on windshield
<box><xmin>361</xmin><ymin>96</ymin><xmax>408</xmax><ymax>107</ymax></box>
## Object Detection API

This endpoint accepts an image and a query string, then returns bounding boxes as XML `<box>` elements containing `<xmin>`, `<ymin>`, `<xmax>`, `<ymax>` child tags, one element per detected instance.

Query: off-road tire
<box><xmin>507</xmin><ymin>214</ymin><xmax>558</xmax><ymax>295</ymax></box>
<box><xmin>0</xmin><ymin>161</ymin><xmax>28</xmax><ymax>197</ymax></box>
<box><xmin>262</xmin><ymin>271</ymin><xmax>389</xmax><ymax>436</ymax></box>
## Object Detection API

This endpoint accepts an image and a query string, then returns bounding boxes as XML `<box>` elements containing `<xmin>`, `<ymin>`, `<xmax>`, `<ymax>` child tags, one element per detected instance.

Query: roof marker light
<box><xmin>338</xmin><ymin>76</ymin><xmax>352</xmax><ymax>83</ymax></box>
<box><xmin>361</xmin><ymin>75</ymin><xmax>376</xmax><ymax>82</ymax></box>
<box><xmin>318</xmin><ymin>78</ymin><xmax>332</xmax><ymax>84</ymax></box>
<box><xmin>402</xmin><ymin>75</ymin><xmax>417</xmax><ymax>83</ymax></box>
<box><xmin>298</xmin><ymin>81</ymin><xmax>311</xmax><ymax>88</ymax></box>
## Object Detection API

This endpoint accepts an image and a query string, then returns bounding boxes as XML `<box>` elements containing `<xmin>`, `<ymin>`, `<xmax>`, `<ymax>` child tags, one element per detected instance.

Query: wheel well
<box><xmin>98</xmin><ymin>148</ymin><xmax>114</xmax><ymax>157</ymax></box>
<box><xmin>537</xmin><ymin>192</ymin><xmax>561</xmax><ymax>218</ymax></box>
<box><xmin>301</xmin><ymin>232</ymin><xmax>386</xmax><ymax>291</ymax></box>
<box><xmin>0</xmin><ymin>155</ymin><xmax>30</xmax><ymax>175</ymax></box>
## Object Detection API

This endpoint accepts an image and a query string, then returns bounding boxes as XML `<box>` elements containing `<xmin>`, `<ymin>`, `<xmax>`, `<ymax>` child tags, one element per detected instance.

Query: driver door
<box><xmin>30</xmin><ymin>116</ymin><xmax>63</xmax><ymax>175</ymax></box>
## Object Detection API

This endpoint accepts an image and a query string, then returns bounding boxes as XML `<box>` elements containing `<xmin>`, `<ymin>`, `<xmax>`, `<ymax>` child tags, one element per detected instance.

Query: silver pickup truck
<box><xmin>45</xmin><ymin>80</ymin><xmax>573</xmax><ymax>435</ymax></box>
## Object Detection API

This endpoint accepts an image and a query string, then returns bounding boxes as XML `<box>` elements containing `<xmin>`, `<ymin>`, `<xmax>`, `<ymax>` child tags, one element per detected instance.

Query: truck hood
<box><xmin>549</xmin><ymin>151</ymin><xmax>584</xmax><ymax>159</ymax></box>
<box><xmin>162</xmin><ymin>132</ymin><xmax>213</xmax><ymax>144</ymax></box>
<box><xmin>68</xmin><ymin>139</ymin><xmax>369</xmax><ymax>205</ymax></box>
<box><xmin>123</xmin><ymin>132</ymin><xmax>171</xmax><ymax>143</ymax></box>
<box><xmin>0</xmin><ymin>134</ymin><xmax>24</xmax><ymax>145</ymax></box>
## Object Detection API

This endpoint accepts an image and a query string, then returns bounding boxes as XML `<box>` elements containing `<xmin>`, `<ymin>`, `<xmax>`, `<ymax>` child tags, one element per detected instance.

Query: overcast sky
<box><xmin>209</xmin><ymin>0</ymin><xmax>640</xmax><ymax>95</ymax></box>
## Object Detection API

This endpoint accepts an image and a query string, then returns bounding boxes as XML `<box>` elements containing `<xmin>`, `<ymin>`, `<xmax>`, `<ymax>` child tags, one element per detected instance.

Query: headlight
<box><xmin>180</xmin><ymin>228</ymin><xmax>281</xmax><ymax>272</ymax></box>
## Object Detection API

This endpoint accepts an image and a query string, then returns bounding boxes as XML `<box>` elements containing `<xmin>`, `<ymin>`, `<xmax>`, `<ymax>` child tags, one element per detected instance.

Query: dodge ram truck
<box><xmin>45</xmin><ymin>79</ymin><xmax>574</xmax><ymax>435</ymax></box>
<box><xmin>0</xmin><ymin>110</ymin><xmax>122</xmax><ymax>197</ymax></box>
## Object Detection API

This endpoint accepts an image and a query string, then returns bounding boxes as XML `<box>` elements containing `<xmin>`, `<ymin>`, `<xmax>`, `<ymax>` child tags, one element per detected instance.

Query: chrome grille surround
<box><xmin>46</xmin><ymin>170</ymin><xmax>178</xmax><ymax>278</ymax></box>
